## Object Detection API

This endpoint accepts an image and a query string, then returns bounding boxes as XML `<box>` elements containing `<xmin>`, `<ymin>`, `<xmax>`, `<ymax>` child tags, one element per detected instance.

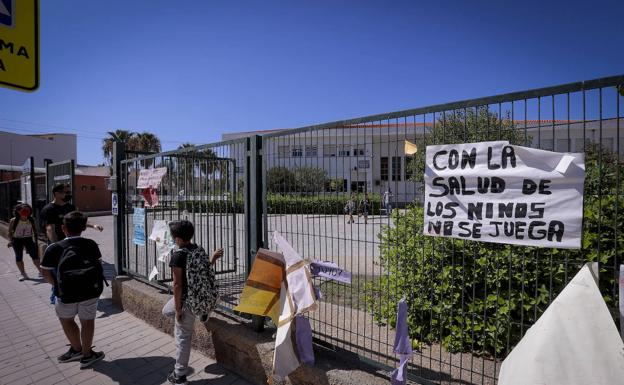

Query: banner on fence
<box><xmin>133</xmin><ymin>208</ymin><xmax>146</xmax><ymax>246</ymax></box>
<box><xmin>310</xmin><ymin>261</ymin><xmax>352</xmax><ymax>284</ymax></box>
<box><xmin>424</xmin><ymin>141</ymin><xmax>585</xmax><ymax>248</ymax></box>
<box><xmin>137</xmin><ymin>167</ymin><xmax>167</xmax><ymax>189</ymax></box>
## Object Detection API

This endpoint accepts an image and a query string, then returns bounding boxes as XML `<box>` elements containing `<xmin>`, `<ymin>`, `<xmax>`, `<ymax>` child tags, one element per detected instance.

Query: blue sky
<box><xmin>0</xmin><ymin>0</ymin><xmax>622</xmax><ymax>165</ymax></box>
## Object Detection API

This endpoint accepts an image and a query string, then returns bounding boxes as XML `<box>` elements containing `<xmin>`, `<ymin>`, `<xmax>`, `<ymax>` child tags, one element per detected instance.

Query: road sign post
<box><xmin>0</xmin><ymin>0</ymin><xmax>39</xmax><ymax>91</ymax></box>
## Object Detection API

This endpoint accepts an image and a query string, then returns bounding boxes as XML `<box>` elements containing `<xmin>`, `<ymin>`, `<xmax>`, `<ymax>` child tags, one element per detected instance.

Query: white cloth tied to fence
<box><xmin>271</xmin><ymin>231</ymin><xmax>318</xmax><ymax>379</ymax></box>
<box><xmin>391</xmin><ymin>298</ymin><xmax>412</xmax><ymax>385</ymax></box>
<box><xmin>498</xmin><ymin>263</ymin><xmax>624</xmax><ymax>385</ymax></box>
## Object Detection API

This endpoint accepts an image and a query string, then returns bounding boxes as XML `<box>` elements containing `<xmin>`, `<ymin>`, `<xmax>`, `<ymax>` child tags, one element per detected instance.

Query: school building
<box><xmin>223</xmin><ymin>118</ymin><xmax>620</xmax><ymax>205</ymax></box>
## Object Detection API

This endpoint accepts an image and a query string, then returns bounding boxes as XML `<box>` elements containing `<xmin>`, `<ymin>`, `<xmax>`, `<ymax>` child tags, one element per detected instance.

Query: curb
<box><xmin>112</xmin><ymin>276</ymin><xmax>390</xmax><ymax>385</ymax></box>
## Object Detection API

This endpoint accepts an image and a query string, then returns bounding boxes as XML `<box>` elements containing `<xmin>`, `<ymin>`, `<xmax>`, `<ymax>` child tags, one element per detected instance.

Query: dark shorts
<box><xmin>12</xmin><ymin>237</ymin><xmax>39</xmax><ymax>262</ymax></box>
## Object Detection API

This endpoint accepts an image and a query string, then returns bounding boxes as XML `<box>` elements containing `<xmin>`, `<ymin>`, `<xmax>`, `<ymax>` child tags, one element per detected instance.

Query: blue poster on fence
<box><xmin>133</xmin><ymin>208</ymin><xmax>146</xmax><ymax>246</ymax></box>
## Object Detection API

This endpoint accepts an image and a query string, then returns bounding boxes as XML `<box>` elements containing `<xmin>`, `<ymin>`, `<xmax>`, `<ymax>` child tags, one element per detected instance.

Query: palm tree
<box><xmin>102</xmin><ymin>129</ymin><xmax>136</xmax><ymax>165</ymax></box>
<box><xmin>133</xmin><ymin>132</ymin><xmax>162</xmax><ymax>154</ymax></box>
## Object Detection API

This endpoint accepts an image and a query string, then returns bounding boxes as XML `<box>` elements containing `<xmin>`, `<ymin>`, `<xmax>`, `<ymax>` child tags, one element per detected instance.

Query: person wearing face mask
<box><xmin>7</xmin><ymin>203</ymin><xmax>41</xmax><ymax>281</ymax></box>
<box><xmin>40</xmin><ymin>183</ymin><xmax>104</xmax><ymax>244</ymax></box>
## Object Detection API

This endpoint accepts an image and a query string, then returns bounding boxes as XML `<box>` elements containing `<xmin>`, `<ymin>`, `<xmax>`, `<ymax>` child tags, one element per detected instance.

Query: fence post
<box><xmin>246</xmin><ymin>135</ymin><xmax>265</xmax><ymax>332</ymax></box>
<box><xmin>113</xmin><ymin>141</ymin><xmax>126</xmax><ymax>275</ymax></box>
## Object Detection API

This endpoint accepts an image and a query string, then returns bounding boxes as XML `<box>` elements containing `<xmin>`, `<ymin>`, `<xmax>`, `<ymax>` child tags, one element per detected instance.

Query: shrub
<box><xmin>368</xmin><ymin>143</ymin><xmax>623</xmax><ymax>357</ymax></box>
<box><xmin>177</xmin><ymin>193</ymin><xmax>384</xmax><ymax>215</ymax></box>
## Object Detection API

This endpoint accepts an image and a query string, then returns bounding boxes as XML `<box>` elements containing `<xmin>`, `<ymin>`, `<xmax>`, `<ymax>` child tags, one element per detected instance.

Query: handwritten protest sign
<box><xmin>424</xmin><ymin>141</ymin><xmax>585</xmax><ymax>249</ymax></box>
<box><xmin>137</xmin><ymin>167</ymin><xmax>167</xmax><ymax>189</ymax></box>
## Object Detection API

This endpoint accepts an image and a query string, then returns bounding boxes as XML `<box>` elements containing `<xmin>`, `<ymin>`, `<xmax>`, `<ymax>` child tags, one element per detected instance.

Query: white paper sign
<box><xmin>424</xmin><ymin>141</ymin><xmax>585</xmax><ymax>248</ymax></box>
<box><xmin>137</xmin><ymin>167</ymin><xmax>167</xmax><ymax>189</ymax></box>
<box><xmin>149</xmin><ymin>220</ymin><xmax>174</xmax><ymax>262</ymax></box>
<box><xmin>148</xmin><ymin>266</ymin><xmax>159</xmax><ymax>281</ymax></box>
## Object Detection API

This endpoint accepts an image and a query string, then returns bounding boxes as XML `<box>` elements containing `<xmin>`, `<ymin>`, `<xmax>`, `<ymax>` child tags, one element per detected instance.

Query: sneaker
<box><xmin>57</xmin><ymin>347</ymin><xmax>83</xmax><ymax>363</ymax></box>
<box><xmin>80</xmin><ymin>350</ymin><xmax>105</xmax><ymax>369</ymax></box>
<box><xmin>167</xmin><ymin>370</ymin><xmax>188</xmax><ymax>384</ymax></box>
<box><xmin>18</xmin><ymin>276</ymin><xmax>25</xmax><ymax>282</ymax></box>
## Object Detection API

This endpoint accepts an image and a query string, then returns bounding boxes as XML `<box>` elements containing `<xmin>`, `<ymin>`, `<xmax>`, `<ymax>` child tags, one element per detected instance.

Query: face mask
<box><xmin>63</xmin><ymin>194</ymin><xmax>72</xmax><ymax>202</ymax></box>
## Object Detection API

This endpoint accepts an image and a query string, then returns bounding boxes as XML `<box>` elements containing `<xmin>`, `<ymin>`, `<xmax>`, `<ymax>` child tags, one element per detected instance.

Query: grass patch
<box><xmin>317</xmin><ymin>275</ymin><xmax>378</xmax><ymax>311</ymax></box>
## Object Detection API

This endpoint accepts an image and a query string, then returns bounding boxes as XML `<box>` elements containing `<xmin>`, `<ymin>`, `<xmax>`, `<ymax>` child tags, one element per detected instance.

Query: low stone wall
<box><xmin>112</xmin><ymin>276</ymin><xmax>390</xmax><ymax>385</ymax></box>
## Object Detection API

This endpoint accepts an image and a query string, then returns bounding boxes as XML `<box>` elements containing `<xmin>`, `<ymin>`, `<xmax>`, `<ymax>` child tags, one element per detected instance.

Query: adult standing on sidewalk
<box><xmin>40</xmin><ymin>184</ymin><xmax>104</xmax><ymax>244</ymax></box>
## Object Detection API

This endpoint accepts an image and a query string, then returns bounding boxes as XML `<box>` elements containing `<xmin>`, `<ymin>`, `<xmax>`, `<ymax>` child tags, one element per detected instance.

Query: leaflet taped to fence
<box><xmin>423</xmin><ymin>141</ymin><xmax>585</xmax><ymax>248</ymax></box>
<box><xmin>137</xmin><ymin>167</ymin><xmax>167</xmax><ymax>189</ymax></box>
<box><xmin>132</xmin><ymin>208</ymin><xmax>146</xmax><ymax>246</ymax></box>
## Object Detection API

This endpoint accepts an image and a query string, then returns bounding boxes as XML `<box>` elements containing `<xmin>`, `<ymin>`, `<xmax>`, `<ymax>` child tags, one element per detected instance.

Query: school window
<box><xmin>291</xmin><ymin>146</ymin><xmax>303</xmax><ymax>157</ymax></box>
<box><xmin>357</xmin><ymin>160</ymin><xmax>370</xmax><ymax>169</ymax></box>
<box><xmin>353</xmin><ymin>148</ymin><xmax>365</xmax><ymax>157</ymax></box>
<box><xmin>338</xmin><ymin>145</ymin><xmax>350</xmax><ymax>157</ymax></box>
<box><xmin>324</xmin><ymin>145</ymin><xmax>337</xmax><ymax>157</ymax></box>
<box><xmin>380</xmin><ymin>157</ymin><xmax>388</xmax><ymax>181</ymax></box>
<box><xmin>405</xmin><ymin>155</ymin><xmax>414</xmax><ymax>180</ymax></box>
<box><xmin>278</xmin><ymin>145</ymin><xmax>289</xmax><ymax>158</ymax></box>
<box><xmin>305</xmin><ymin>145</ymin><xmax>318</xmax><ymax>157</ymax></box>
<box><xmin>392</xmin><ymin>156</ymin><xmax>402</xmax><ymax>181</ymax></box>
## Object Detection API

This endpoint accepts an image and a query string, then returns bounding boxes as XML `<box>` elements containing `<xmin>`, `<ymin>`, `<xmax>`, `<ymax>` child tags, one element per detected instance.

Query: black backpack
<box><xmin>56</xmin><ymin>240</ymin><xmax>106</xmax><ymax>303</ymax></box>
<box><xmin>185</xmin><ymin>246</ymin><xmax>219</xmax><ymax>320</ymax></box>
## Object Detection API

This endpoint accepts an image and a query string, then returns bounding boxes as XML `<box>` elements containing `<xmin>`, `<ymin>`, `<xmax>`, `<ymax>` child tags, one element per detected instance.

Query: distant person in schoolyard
<box><xmin>41</xmin><ymin>183</ymin><xmax>103</xmax><ymax>304</ymax></box>
<box><xmin>360</xmin><ymin>193</ymin><xmax>371</xmax><ymax>225</ymax></box>
<box><xmin>40</xmin><ymin>211</ymin><xmax>107</xmax><ymax>369</ymax></box>
<box><xmin>383</xmin><ymin>187</ymin><xmax>393</xmax><ymax>216</ymax></box>
<box><xmin>162</xmin><ymin>220</ymin><xmax>222</xmax><ymax>385</ymax></box>
<box><xmin>344</xmin><ymin>193</ymin><xmax>357</xmax><ymax>224</ymax></box>
<box><xmin>6</xmin><ymin>203</ymin><xmax>41</xmax><ymax>281</ymax></box>
<box><xmin>40</xmin><ymin>183</ymin><xmax>104</xmax><ymax>244</ymax></box>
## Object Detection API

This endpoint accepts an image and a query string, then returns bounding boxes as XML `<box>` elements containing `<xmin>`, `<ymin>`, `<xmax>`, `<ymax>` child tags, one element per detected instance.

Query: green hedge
<box><xmin>367</xmin><ymin>144</ymin><xmax>623</xmax><ymax>357</ymax></box>
<box><xmin>176</xmin><ymin>193</ymin><xmax>383</xmax><ymax>215</ymax></box>
<box><xmin>267</xmin><ymin>193</ymin><xmax>382</xmax><ymax>215</ymax></box>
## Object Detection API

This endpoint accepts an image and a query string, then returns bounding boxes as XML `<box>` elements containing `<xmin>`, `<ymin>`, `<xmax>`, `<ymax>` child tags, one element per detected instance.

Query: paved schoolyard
<box><xmin>0</xmin><ymin>227</ymin><xmax>250</xmax><ymax>385</ymax></box>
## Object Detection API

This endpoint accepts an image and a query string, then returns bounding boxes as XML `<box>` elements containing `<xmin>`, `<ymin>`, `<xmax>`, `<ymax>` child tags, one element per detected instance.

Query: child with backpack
<box><xmin>162</xmin><ymin>220</ymin><xmax>223</xmax><ymax>385</ymax></box>
<box><xmin>6</xmin><ymin>203</ymin><xmax>41</xmax><ymax>281</ymax></box>
<box><xmin>40</xmin><ymin>211</ymin><xmax>107</xmax><ymax>369</ymax></box>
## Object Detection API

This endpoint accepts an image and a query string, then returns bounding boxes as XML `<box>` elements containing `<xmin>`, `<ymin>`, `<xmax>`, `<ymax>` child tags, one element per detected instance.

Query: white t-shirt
<box><xmin>14</xmin><ymin>220</ymin><xmax>33</xmax><ymax>238</ymax></box>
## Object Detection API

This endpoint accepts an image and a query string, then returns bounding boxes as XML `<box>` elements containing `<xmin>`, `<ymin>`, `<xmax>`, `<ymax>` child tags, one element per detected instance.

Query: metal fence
<box><xmin>114</xmin><ymin>74</ymin><xmax>623</xmax><ymax>385</ymax></box>
<box><xmin>0</xmin><ymin>179</ymin><xmax>21</xmax><ymax>222</ymax></box>
<box><xmin>117</xmin><ymin>140</ymin><xmax>249</xmax><ymax>311</ymax></box>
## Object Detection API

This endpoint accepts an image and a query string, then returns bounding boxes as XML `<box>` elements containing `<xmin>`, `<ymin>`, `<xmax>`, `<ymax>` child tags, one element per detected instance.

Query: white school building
<box><xmin>223</xmin><ymin>118</ymin><xmax>621</xmax><ymax>205</ymax></box>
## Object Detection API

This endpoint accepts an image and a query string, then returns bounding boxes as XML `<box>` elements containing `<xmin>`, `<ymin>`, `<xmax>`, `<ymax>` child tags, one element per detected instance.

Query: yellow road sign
<box><xmin>0</xmin><ymin>0</ymin><xmax>39</xmax><ymax>91</ymax></box>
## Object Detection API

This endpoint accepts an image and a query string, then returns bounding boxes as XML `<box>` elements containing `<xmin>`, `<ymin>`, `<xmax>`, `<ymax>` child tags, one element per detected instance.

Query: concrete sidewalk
<box><xmin>0</xmin><ymin>235</ymin><xmax>251</xmax><ymax>385</ymax></box>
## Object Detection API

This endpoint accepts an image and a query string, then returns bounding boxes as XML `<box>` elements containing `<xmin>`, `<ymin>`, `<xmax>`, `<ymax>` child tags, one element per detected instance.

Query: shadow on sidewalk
<box><xmin>202</xmin><ymin>362</ymin><xmax>228</xmax><ymax>376</ymax></box>
<box><xmin>92</xmin><ymin>356</ymin><xmax>175</xmax><ymax>385</ymax></box>
<box><xmin>97</xmin><ymin>298</ymin><xmax>123</xmax><ymax>318</ymax></box>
